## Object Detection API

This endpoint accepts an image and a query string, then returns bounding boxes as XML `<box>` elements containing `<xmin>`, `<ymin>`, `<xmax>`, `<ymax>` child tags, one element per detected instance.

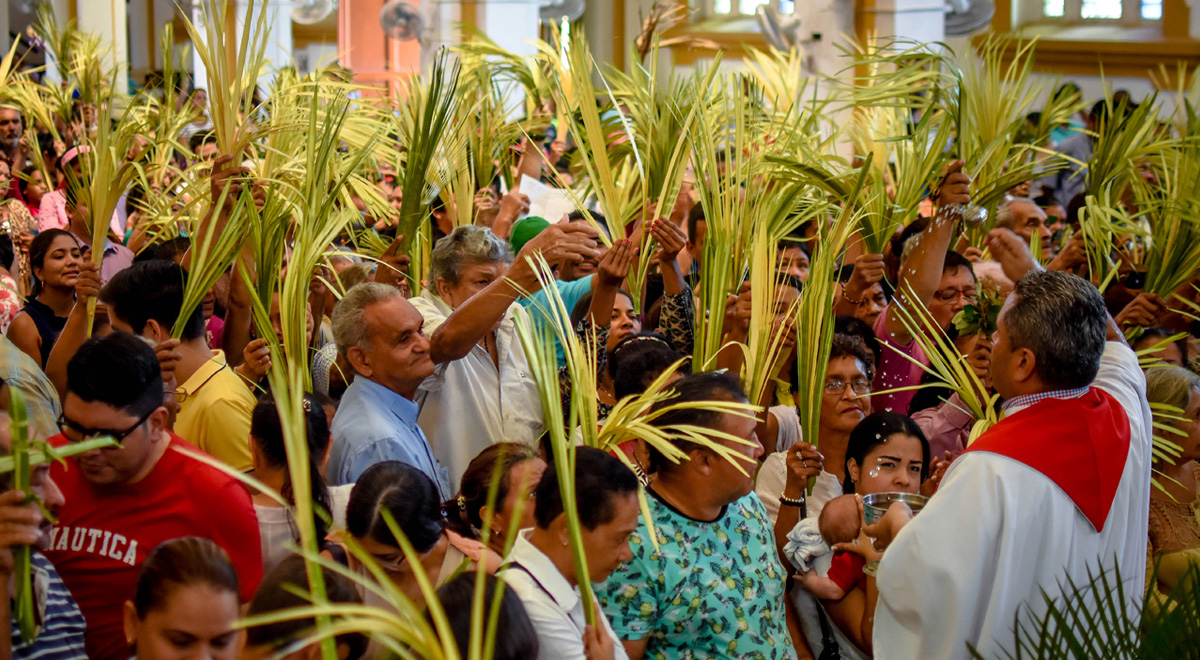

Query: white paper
<box><xmin>519</xmin><ymin>177</ymin><xmax>576</xmax><ymax>223</ymax></box>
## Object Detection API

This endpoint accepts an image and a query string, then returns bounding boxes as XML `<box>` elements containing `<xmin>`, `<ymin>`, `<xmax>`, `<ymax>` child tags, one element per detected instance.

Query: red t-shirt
<box><xmin>45</xmin><ymin>433</ymin><xmax>262</xmax><ymax>660</ymax></box>
<box><xmin>826</xmin><ymin>550</ymin><xmax>867</xmax><ymax>594</ymax></box>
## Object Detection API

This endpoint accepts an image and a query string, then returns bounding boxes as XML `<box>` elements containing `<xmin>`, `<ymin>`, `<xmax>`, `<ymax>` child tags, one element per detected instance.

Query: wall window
<box><xmin>692</xmin><ymin>0</ymin><xmax>795</xmax><ymax>20</ymax></box>
<box><xmin>1026</xmin><ymin>0</ymin><xmax>1162</xmax><ymax>25</ymax></box>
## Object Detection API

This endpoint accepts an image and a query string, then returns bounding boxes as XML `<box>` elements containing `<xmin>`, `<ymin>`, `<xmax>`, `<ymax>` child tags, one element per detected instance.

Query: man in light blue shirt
<box><xmin>328</xmin><ymin>283</ymin><xmax>449</xmax><ymax>497</ymax></box>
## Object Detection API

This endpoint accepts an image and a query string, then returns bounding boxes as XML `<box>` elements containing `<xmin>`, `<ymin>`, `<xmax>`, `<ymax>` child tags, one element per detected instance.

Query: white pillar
<box><xmin>190</xmin><ymin>1</ymin><xmax>293</xmax><ymax>95</ymax></box>
<box><xmin>75</xmin><ymin>0</ymin><xmax>129</xmax><ymax>95</ymax></box>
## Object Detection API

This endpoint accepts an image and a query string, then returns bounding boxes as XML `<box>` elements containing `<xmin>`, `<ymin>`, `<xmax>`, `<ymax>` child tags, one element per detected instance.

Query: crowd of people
<box><xmin>0</xmin><ymin>25</ymin><xmax>1193</xmax><ymax>660</ymax></box>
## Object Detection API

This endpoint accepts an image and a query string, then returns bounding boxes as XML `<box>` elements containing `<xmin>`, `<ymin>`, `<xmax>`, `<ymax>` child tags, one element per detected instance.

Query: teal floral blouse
<box><xmin>596</xmin><ymin>490</ymin><xmax>798</xmax><ymax>660</ymax></box>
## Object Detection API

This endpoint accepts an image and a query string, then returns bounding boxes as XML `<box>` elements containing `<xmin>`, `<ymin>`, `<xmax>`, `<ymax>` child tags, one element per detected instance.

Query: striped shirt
<box><xmin>1001</xmin><ymin>386</ymin><xmax>1090</xmax><ymax>415</ymax></box>
<box><xmin>11</xmin><ymin>552</ymin><xmax>88</xmax><ymax>660</ymax></box>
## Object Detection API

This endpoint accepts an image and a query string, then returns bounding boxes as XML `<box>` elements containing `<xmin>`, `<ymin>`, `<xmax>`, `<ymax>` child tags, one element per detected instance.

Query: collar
<box><xmin>1001</xmin><ymin>386</ymin><xmax>1089</xmax><ymax>416</ymax></box>
<box><xmin>180</xmin><ymin>350</ymin><xmax>227</xmax><ymax>394</ymax></box>
<box><xmin>417</xmin><ymin>289</ymin><xmax>454</xmax><ymax>316</ymax></box>
<box><xmin>69</xmin><ymin>230</ymin><xmax>115</xmax><ymax>253</ymax></box>
<box><xmin>508</xmin><ymin>531</ymin><xmax>581</xmax><ymax>612</ymax></box>
<box><xmin>356</xmin><ymin>377</ymin><xmax>420</xmax><ymax>426</ymax></box>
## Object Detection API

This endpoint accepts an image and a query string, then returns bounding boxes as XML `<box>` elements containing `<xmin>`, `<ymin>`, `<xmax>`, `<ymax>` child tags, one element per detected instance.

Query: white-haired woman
<box><xmin>1145</xmin><ymin>365</ymin><xmax>1200</xmax><ymax>602</ymax></box>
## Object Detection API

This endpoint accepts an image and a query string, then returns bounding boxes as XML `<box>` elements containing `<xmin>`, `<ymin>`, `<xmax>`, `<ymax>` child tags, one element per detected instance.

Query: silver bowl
<box><xmin>862</xmin><ymin>492</ymin><xmax>929</xmax><ymax>524</ymax></box>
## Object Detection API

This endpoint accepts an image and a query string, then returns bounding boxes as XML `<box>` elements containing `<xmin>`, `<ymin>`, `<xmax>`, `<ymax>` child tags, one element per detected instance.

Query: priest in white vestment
<box><xmin>869</xmin><ymin>239</ymin><xmax>1152</xmax><ymax>660</ymax></box>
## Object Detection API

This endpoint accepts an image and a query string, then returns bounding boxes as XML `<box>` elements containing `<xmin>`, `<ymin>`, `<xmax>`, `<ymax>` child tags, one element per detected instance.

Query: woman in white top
<box><xmin>504</xmin><ymin>447</ymin><xmax>639</xmax><ymax>660</ymax></box>
<box><xmin>756</xmin><ymin>333</ymin><xmax>876</xmax><ymax>525</ymax></box>
<box><xmin>249</xmin><ymin>393</ymin><xmax>335</xmax><ymax>575</ymax></box>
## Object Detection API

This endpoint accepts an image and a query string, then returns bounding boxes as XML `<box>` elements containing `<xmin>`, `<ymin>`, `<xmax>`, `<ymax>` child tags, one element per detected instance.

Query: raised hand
<box><xmin>516</xmin><ymin>222</ymin><xmax>602</xmax><ymax>274</ymax></box>
<box><xmin>237</xmin><ymin>338</ymin><xmax>271</xmax><ymax>383</ymax></box>
<box><xmin>782</xmin><ymin>441</ymin><xmax>823</xmax><ymax>497</ymax></box>
<box><xmin>1115</xmin><ymin>292</ymin><xmax>1166</xmax><ymax>330</ymax></box>
<box><xmin>985</xmin><ymin>228</ymin><xmax>1040</xmax><ymax>283</ymax></box>
<box><xmin>920</xmin><ymin>451</ymin><xmax>954</xmax><ymax>497</ymax></box>
<box><xmin>373</xmin><ymin>235</ymin><xmax>412</xmax><ymax>289</ymax></box>
<box><xmin>0</xmin><ymin>489</ymin><xmax>44</xmax><ymax>578</ymax></box>
<box><xmin>933</xmin><ymin>159</ymin><xmax>971</xmax><ymax>210</ymax></box>
<box><xmin>596</xmin><ymin>239</ymin><xmax>636</xmax><ymax>288</ymax></box>
<box><xmin>1047</xmin><ymin>231</ymin><xmax>1087</xmax><ymax>272</ymax></box>
<box><xmin>650</xmin><ymin>217</ymin><xmax>686</xmax><ymax>264</ymax></box>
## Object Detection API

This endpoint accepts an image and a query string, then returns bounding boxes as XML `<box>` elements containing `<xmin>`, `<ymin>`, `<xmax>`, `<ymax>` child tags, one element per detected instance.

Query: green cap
<box><xmin>509</xmin><ymin>216</ymin><xmax>550</xmax><ymax>254</ymax></box>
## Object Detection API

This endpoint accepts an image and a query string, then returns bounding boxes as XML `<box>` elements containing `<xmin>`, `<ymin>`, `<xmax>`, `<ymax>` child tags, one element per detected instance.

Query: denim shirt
<box><xmin>328</xmin><ymin>377</ymin><xmax>450</xmax><ymax>498</ymax></box>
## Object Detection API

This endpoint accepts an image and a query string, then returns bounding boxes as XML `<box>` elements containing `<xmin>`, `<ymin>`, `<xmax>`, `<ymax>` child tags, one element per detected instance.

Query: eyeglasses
<box><xmin>824</xmin><ymin>378</ymin><xmax>872</xmax><ymax>396</ymax></box>
<box><xmin>371</xmin><ymin>553</ymin><xmax>408</xmax><ymax>573</ymax></box>
<box><xmin>57</xmin><ymin>407</ymin><xmax>155</xmax><ymax>445</ymax></box>
<box><xmin>932</xmin><ymin>287</ymin><xmax>978</xmax><ymax>304</ymax></box>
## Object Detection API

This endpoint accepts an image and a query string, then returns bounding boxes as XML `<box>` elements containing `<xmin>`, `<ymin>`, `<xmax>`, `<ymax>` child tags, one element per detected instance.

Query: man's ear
<box><xmin>346</xmin><ymin>345</ymin><xmax>372</xmax><ymax>379</ymax></box>
<box><xmin>1012</xmin><ymin>347</ymin><xmax>1038</xmax><ymax>386</ymax></box>
<box><xmin>434</xmin><ymin>277</ymin><xmax>452</xmax><ymax>302</ymax></box>
<box><xmin>143</xmin><ymin>318</ymin><xmax>169</xmax><ymax>343</ymax></box>
<box><xmin>147</xmin><ymin>406</ymin><xmax>170</xmax><ymax>437</ymax></box>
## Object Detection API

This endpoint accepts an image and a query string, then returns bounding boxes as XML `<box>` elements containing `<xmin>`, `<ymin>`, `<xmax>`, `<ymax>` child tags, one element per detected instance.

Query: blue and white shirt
<box><xmin>11</xmin><ymin>552</ymin><xmax>87</xmax><ymax>660</ymax></box>
<box><xmin>328</xmin><ymin>377</ymin><xmax>450</xmax><ymax>498</ymax></box>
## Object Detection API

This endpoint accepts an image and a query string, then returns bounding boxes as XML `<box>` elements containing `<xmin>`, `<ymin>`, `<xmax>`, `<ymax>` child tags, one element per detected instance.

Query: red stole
<box><xmin>964</xmin><ymin>388</ymin><xmax>1130</xmax><ymax>532</ymax></box>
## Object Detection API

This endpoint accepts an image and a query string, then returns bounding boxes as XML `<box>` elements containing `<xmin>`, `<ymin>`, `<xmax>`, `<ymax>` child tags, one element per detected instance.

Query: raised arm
<box><xmin>885</xmin><ymin>161</ymin><xmax>970</xmax><ymax>345</ymax></box>
<box><xmin>427</xmin><ymin>223</ymin><xmax>601</xmax><ymax>364</ymax></box>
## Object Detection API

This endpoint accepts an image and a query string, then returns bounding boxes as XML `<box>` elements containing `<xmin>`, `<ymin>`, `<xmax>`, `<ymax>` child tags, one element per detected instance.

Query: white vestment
<box><xmin>873</xmin><ymin>341</ymin><xmax>1151</xmax><ymax>659</ymax></box>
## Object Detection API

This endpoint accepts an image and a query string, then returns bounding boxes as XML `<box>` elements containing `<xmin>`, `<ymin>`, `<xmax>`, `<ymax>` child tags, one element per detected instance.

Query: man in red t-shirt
<box><xmin>43</xmin><ymin>333</ymin><xmax>262</xmax><ymax>660</ymax></box>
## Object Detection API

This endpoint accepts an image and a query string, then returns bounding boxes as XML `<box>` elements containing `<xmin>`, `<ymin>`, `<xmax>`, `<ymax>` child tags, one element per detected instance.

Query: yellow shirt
<box><xmin>174</xmin><ymin>350</ymin><xmax>256</xmax><ymax>471</ymax></box>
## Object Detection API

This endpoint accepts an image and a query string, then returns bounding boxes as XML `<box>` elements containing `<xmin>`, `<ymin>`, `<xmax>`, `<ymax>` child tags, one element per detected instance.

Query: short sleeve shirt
<box><xmin>596</xmin><ymin>490</ymin><xmax>797</xmax><ymax>660</ymax></box>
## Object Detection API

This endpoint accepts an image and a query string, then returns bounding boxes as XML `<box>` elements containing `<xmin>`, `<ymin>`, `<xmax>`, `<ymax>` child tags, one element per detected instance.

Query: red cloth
<box><xmin>965</xmin><ymin>387</ymin><xmax>1130</xmax><ymax>532</ymax></box>
<box><xmin>826</xmin><ymin>550</ymin><xmax>867</xmax><ymax>593</ymax></box>
<box><xmin>45</xmin><ymin>433</ymin><xmax>262</xmax><ymax>660</ymax></box>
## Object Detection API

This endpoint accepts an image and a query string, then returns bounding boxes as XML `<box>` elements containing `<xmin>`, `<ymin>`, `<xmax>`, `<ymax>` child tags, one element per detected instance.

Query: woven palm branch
<box><xmin>392</xmin><ymin>49</ymin><xmax>461</xmax><ymax>277</ymax></box>
<box><xmin>74</xmin><ymin>105</ymin><xmax>144</xmax><ymax>336</ymax></box>
<box><xmin>536</xmin><ymin>28</ymin><xmax>638</xmax><ymax>246</ymax></box>
<box><xmin>943</xmin><ymin>35</ymin><xmax>1078</xmax><ymax>246</ymax></box>
<box><xmin>1083</xmin><ymin>94</ymin><xmax>1175</xmax><ymax>202</ymax></box>
<box><xmin>1133</xmin><ymin>143</ymin><xmax>1200</xmax><ymax>300</ymax></box>
<box><xmin>791</xmin><ymin>171</ymin><xmax>869</xmax><ymax>461</ymax></box>
<box><xmin>181</xmin><ymin>0</ymin><xmax>272</xmax><ymax>160</ymax></box>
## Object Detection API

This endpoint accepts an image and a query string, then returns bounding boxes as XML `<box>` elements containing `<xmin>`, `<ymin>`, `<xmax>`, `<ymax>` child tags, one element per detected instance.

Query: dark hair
<box><xmin>345</xmin><ymin>461</ymin><xmax>444</xmax><ymax>553</ymax></box>
<box><xmin>1132</xmin><ymin>327</ymin><xmax>1188</xmax><ymax>367</ymax></box>
<box><xmin>432</xmin><ymin>573</ymin><xmax>538</xmax><ymax>660</ymax></box>
<box><xmin>28</xmin><ymin>229</ymin><xmax>78</xmax><ymax>298</ymax></box>
<box><xmin>943</xmin><ymin>250</ymin><xmax>976</xmax><ymax>280</ymax></box>
<box><xmin>189</xmin><ymin>130</ymin><xmax>216</xmax><ymax>154</ymax></box>
<box><xmin>645</xmin><ymin>371</ymin><xmax>748</xmax><ymax>474</ymax></box>
<box><xmin>686</xmin><ymin>204</ymin><xmax>706</xmax><ymax>246</ymax></box>
<box><xmin>17</xmin><ymin>163</ymin><xmax>40</xmax><ymax>196</ymax></box>
<box><xmin>829</xmin><ymin>332</ymin><xmax>877</xmax><ymax>382</ymax></box>
<box><xmin>534</xmin><ymin>446</ymin><xmax>638</xmax><ymax>530</ymax></box>
<box><xmin>133</xmin><ymin>537</ymin><xmax>239</xmax><ymax>618</ymax></box>
<box><xmin>251</xmin><ymin>395</ymin><xmax>332</xmax><ymax>544</ymax></box>
<box><xmin>0</xmin><ymin>234</ymin><xmax>13</xmax><ymax>272</ymax></box>
<box><xmin>842</xmin><ymin>412</ymin><xmax>931</xmax><ymax>495</ymax></box>
<box><xmin>67</xmin><ymin>332</ymin><xmax>164</xmax><ymax>417</ymax></box>
<box><xmin>445</xmin><ymin>443</ymin><xmax>539</xmax><ymax>537</ymax></box>
<box><xmin>569</xmin><ymin>289</ymin><xmax>635</xmax><ymax>330</ymax></box>
<box><xmin>834</xmin><ymin>317</ymin><xmax>882</xmax><ymax>369</ymax></box>
<box><xmin>100</xmin><ymin>259</ymin><xmax>205</xmax><ymax>342</ymax></box>
<box><xmin>245</xmin><ymin>555</ymin><xmax>366</xmax><ymax>659</ymax></box>
<box><xmin>1066</xmin><ymin>192</ymin><xmax>1087</xmax><ymax>228</ymax></box>
<box><xmin>138</xmin><ymin>237</ymin><xmax>192</xmax><ymax>264</ymax></box>
<box><xmin>610</xmin><ymin>333</ymin><xmax>689</xmax><ymax>400</ymax></box>
<box><xmin>1004</xmin><ymin>271</ymin><xmax>1107</xmax><ymax>390</ymax></box>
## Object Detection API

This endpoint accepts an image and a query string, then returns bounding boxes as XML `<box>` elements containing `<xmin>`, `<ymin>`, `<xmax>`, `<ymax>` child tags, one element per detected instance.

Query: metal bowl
<box><xmin>862</xmin><ymin>492</ymin><xmax>929</xmax><ymax>524</ymax></box>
